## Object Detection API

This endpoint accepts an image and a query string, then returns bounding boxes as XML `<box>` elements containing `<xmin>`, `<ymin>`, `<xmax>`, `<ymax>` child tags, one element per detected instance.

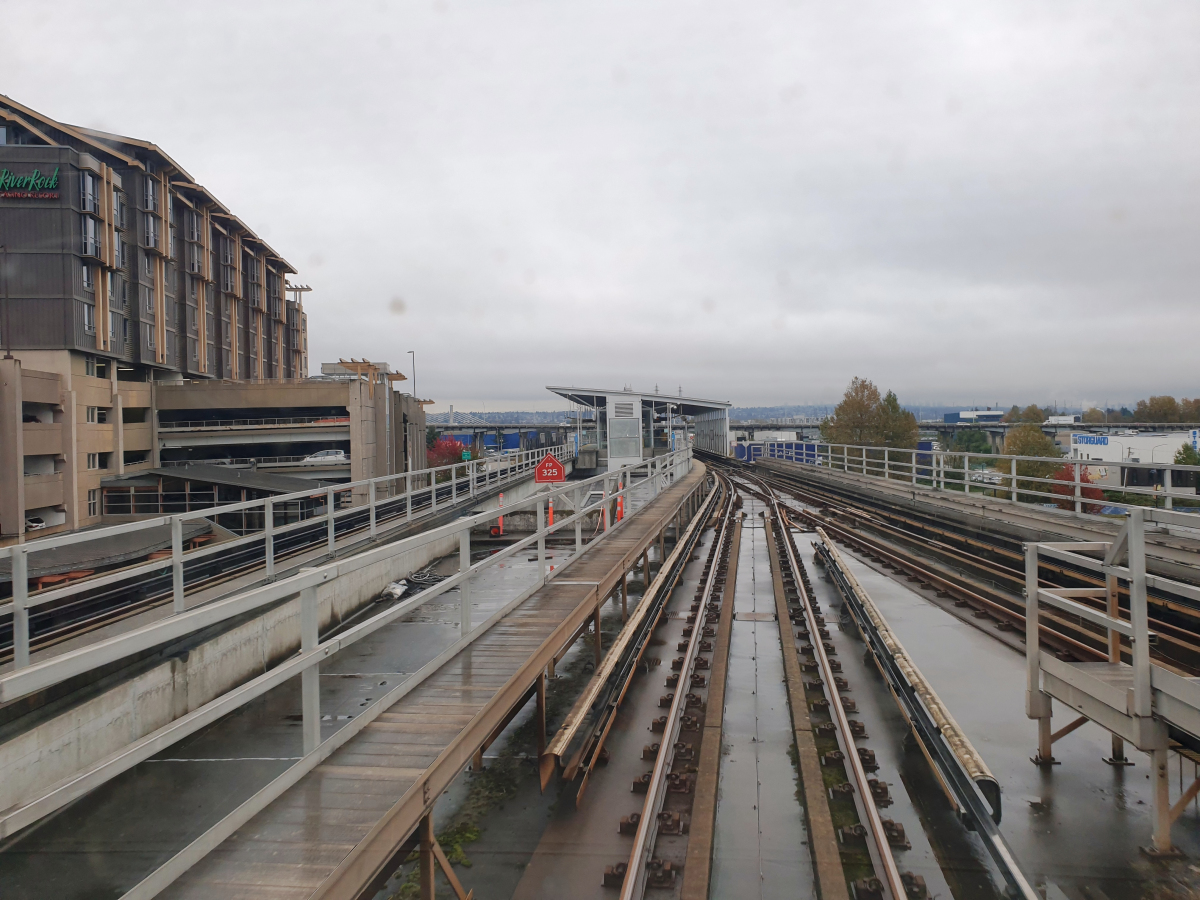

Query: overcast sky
<box><xmin>5</xmin><ymin>2</ymin><xmax>1198</xmax><ymax>411</ymax></box>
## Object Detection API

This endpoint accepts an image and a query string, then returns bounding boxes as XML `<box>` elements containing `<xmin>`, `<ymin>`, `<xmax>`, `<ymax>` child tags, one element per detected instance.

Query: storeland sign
<box><xmin>0</xmin><ymin>167</ymin><xmax>59</xmax><ymax>199</ymax></box>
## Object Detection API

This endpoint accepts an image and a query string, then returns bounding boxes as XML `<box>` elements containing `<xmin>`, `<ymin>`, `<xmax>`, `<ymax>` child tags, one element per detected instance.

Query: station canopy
<box><xmin>546</xmin><ymin>386</ymin><xmax>731</xmax><ymax>417</ymax></box>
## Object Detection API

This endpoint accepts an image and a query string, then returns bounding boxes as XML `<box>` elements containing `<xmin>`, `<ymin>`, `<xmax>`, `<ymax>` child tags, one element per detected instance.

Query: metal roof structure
<box><xmin>545</xmin><ymin>386</ymin><xmax>732</xmax><ymax>416</ymax></box>
<box><xmin>103</xmin><ymin>465</ymin><xmax>337</xmax><ymax>495</ymax></box>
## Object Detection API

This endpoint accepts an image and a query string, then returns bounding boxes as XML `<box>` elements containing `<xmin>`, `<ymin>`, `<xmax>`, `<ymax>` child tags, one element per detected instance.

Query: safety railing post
<box><xmin>326</xmin><ymin>488</ymin><xmax>336</xmax><ymax>557</ymax></box>
<box><xmin>574</xmin><ymin>484</ymin><xmax>583</xmax><ymax>554</ymax></box>
<box><xmin>452</xmin><ymin>464</ymin><xmax>458</xmax><ymax>504</ymax></box>
<box><xmin>1164</xmin><ymin>467</ymin><xmax>1173</xmax><ymax>510</ymax></box>
<box><xmin>12</xmin><ymin>547</ymin><xmax>29</xmax><ymax>669</ymax></box>
<box><xmin>264</xmin><ymin>498</ymin><xmax>275</xmax><ymax>582</ymax></box>
<box><xmin>884</xmin><ymin>447</ymin><xmax>889</xmax><ymax>480</ymax></box>
<box><xmin>406</xmin><ymin>472</ymin><xmax>413</xmax><ymax>523</ymax></box>
<box><xmin>172</xmin><ymin>517</ymin><xmax>185</xmax><ymax>613</ymax></box>
<box><xmin>1011</xmin><ymin>457</ymin><xmax>1018</xmax><ymax>501</ymax></box>
<box><xmin>1074</xmin><ymin>462</ymin><xmax>1082</xmax><ymax>513</ymax></box>
<box><xmin>537</xmin><ymin>498</ymin><xmax>546</xmax><ymax>582</ymax></box>
<box><xmin>368</xmin><ymin>481</ymin><xmax>377</xmax><ymax>540</ymax></box>
<box><xmin>431</xmin><ymin>469</ymin><xmax>438</xmax><ymax>512</ymax></box>
<box><xmin>1026</xmin><ymin>542</ymin><xmax>1052</xmax><ymax>761</ymax></box>
<box><xmin>910</xmin><ymin>449</ymin><xmax>916</xmax><ymax>485</ymax></box>
<box><xmin>300</xmin><ymin>585</ymin><xmax>320</xmax><ymax>754</ymax></box>
<box><xmin>603</xmin><ymin>477</ymin><xmax>610</xmax><ymax>532</ymax></box>
<box><xmin>459</xmin><ymin>529</ymin><xmax>472</xmax><ymax>636</ymax></box>
<box><xmin>470</xmin><ymin>460</ymin><xmax>477</xmax><ymax>498</ymax></box>
<box><xmin>1129</xmin><ymin>509</ymin><xmax>1152</xmax><ymax>718</ymax></box>
<box><xmin>964</xmin><ymin>453</ymin><xmax>971</xmax><ymax>495</ymax></box>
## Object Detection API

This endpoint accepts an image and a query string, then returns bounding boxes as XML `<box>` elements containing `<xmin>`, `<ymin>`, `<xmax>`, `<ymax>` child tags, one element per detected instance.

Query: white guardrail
<box><xmin>0</xmin><ymin>449</ymin><xmax>696</xmax><ymax>873</ymax></box>
<box><xmin>757</xmin><ymin>441</ymin><xmax>1200</xmax><ymax>517</ymax></box>
<box><xmin>0</xmin><ymin>445</ymin><xmax>573</xmax><ymax>669</ymax></box>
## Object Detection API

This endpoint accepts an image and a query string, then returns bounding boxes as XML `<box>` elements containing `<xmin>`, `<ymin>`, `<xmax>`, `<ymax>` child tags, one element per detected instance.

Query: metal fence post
<box><xmin>172</xmin><ymin>517</ymin><xmax>185</xmax><ymax>613</ymax></box>
<box><xmin>406</xmin><ymin>472</ymin><xmax>413</xmax><ymax>523</ymax></box>
<box><xmin>910</xmin><ymin>449</ymin><xmax>916</xmax><ymax>485</ymax></box>
<box><xmin>1129</xmin><ymin>509</ymin><xmax>1152</xmax><ymax>718</ymax></box>
<box><xmin>368</xmin><ymin>480</ymin><xmax>377</xmax><ymax>540</ymax></box>
<box><xmin>301</xmin><ymin>585</ymin><xmax>321</xmax><ymax>754</ymax></box>
<box><xmin>1074</xmin><ymin>462</ymin><xmax>1082</xmax><ymax>513</ymax></box>
<box><xmin>459</xmin><ymin>529</ymin><xmax>472</xmax><ymax>636</ymax></box>
<box><xmin>964</xmin><ymin>453</ymin><xmax>971</xmax><ymax>495</ymax></box>
<box><xmin>264</xmin><ymin>498</ymin><xmax>275</xmax><ymax>582</ymax></box>
<box><xmin>884</xmin><ymin>447</ymin><xmax>889</xmax><ymax>480</ymax></box>
<box><xmin>326</xmin><ymin>488</ymin><xmax>336</xmax><ymax>557</ymax></box>
<box><xmin>452</xmin><ymin>464</ymin><xmax>458</xmax><ymax>504</ymax></box>
<box><xmin>603</xmin><ymin>477</ymin><xmax>610</xmax><ymax>532</ymax></box>
<box><xmin>470</xmin><ymin>459</ymin><xmax>477</xmax><ymax>498</ymax></box>
<box><xmin>1164</xmin><ymin>467</ymin><xmax>1173</xmax><ymax>510</ymax></box>
<box><xmin>537</xmin><ymin>498</ymin><xmax>546</xmax><ymax>581</ymax></box>
<box><xmin>574</xmin><ymin>484</ymin><xmax>583</xmax><ymax>554</ymax></box>
<box><xmin>12</xmin><ymin>546</ymin><xmax>29</xmax><ymax>669</ymax></box>
<box><xmin>1011</xmin><ymin>457</ymin><xmax>1018</xmax><ymax>501</ymax></box>
<box><xmin>431</xmin><ymin>470</ymin><xmax>438</xmax><ymax>513</ymax></box>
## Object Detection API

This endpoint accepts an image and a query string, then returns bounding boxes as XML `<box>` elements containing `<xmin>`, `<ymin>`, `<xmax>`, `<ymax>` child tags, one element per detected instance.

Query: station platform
<box><xmin>142</xmin><ymin>461</ymin><xmax>707</xmax><ymax>899</ymax></box>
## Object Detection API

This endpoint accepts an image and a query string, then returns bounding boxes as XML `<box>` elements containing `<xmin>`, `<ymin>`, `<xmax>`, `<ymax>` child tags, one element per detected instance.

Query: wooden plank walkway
<box><xmin>161</xmin><ymin>463</ymin><xmax>708</xmax><ymax>900</ymax></box>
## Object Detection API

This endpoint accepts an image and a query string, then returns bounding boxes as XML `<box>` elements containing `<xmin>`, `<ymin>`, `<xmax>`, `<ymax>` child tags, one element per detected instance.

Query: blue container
<box><xmin>502</xmin><ymin>432</ymin><xmax>521</xmax><ymax>450</ymax></box>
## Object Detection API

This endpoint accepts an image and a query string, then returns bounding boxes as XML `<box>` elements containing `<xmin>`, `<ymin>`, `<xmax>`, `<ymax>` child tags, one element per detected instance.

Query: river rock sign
<box><xmin>534</xmin><ymin>452</ymin><xmax>566</xmax><ymax>483</ymax></box>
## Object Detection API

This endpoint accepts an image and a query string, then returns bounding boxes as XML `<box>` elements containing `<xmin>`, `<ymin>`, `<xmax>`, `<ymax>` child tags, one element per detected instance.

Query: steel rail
<box><xmin>547</xmin><ymin>476</ymin><xmax>722</xmax><ymax>794</ymax></box>
<box><xmin>815</xmin><ymin>530</ymin><xmax>1040</xmax><ymax>900</ymax></box>
<box><xmin>744</xmin><ymin>472</ymin><xmax>908</xmax><ymax>900</ymax></box>
<box><xmin>619</xmin><ymin>474</ymin><xmax>733</xmax><ymax>900</ymax></box>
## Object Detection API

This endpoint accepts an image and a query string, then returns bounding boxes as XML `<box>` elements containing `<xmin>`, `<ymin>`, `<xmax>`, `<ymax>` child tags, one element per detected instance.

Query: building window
<box><xmin>82</xmin><ymin>302</ymin><xmax>95</xmax><ymax>334</ymax></box>
<box><xmin>144</xmin><ymin>284</ymin><xmax>155</xmax><ymax>312</ymax></box>
<box><xmin>115</xmin><ymin>239</ymin><xmax>127</xmax><ymax>269</ymax></box>
<box><xmin>144</xmin><ymin>175</ymin><xmax>157</xmax><ymax>212</ymax></box>
<box><xmin>88</xmin><ymin>489</ymin><xmax>99</xmax><ymax>517</ymax></box>
<box><xmin>110</xmin><ymin>310</ymin><xmax>119</xmax><ymax>342</ymax></box>
<box><xmin>86</xmin><ymin>406</ymin><xmax>98</xmax><ymax>423</ymax></box>
<box><xmin>191</xmin><ymin>339</ymin><xmax>198</xmax><ymax>362</ymax></box>
<box><xmin>80</xmin><ymin>170</ymin><xmax>98</xmax><ymax>213</ymax></box>
<box><xmin>113</xmin><ymin>187</ymin><xmax>125</xmax><ymax>230</ymax></box>
<box><xmin>142</xmin><ymin>251</ymin><xmax>151</xmax><ymax>277</ymax></box>
<box><xmin>87</xmin><ymin>452</ymin><xmax>99</xmax><ymax>470</ymax></box>
<box><xmin>82</xmin><ymin>215</ymin><xmax>101</xmax><ymax>257</ymax></box>
<box><xmin>85</xmin><ymin>354</ymin><xmax>96</xmax><ymax>376</ymax></box>
<box><xmin>188</xmin><ymin>306</ymin><xmax>197</xmax><ymax>330</ymax></box>
<box><xmin>144</xmin><ymin>212</ymin><xmax>159</xmax><ymax>249</ymax></box>
<box><xmin>147</xmin><ymin>329</ymin><xmax>156</xmax><ymax>351</ymax></box>
<box><xmin>82</xmin><ymin>263</ymin><xmax>94</xmax><ymax>291</ymax></box>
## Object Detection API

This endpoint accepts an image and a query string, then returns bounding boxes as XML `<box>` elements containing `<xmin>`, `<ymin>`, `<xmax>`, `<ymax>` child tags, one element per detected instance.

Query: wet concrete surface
<box><xmin>834</xmin><ymin>544</ymin><xmax>1200</xmax><ymax>900</ymax></box>
<box><xmin>710</xmin><ymin>503</ymin><xmax>813</xmax><ymax>899</ymax></box>
<box><xmin>0</xmin><ymin>549</ymin><xmax>566</xmax><ymax>900</ymax></box>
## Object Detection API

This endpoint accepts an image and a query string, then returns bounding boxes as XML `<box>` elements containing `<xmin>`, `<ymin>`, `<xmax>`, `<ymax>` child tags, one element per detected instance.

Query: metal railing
<box><xmin>0</xmin><ymin>445</ymin><xmax>574</xmax><ymax>668</ymax></box>
<box><xmin>158</xmin><ymin>415</ymin><xmax>350</xmax><ymax>429</ymax></box>
<box><xmin>759</xmin><ymin>441</ymin><xmax>1200</xmax><ymax>516</ymax></box>
<box><xmin>0</xmin><ymin>449</ymin><xmax>696</xmax><ymax>885</ymax></box>
<box><xmin>158</xmin><ymin>455</ymin><xmax>314</xmax><ymax>469</ymax></box>
<box><xmin>1026</xmin><ymin>506</ymin><xmax>1200</xmax><ymax>854</ymax></box>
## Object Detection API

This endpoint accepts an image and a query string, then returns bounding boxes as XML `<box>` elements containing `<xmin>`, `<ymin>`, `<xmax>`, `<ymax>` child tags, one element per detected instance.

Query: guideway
<box><xmin>141</xmin><ymin>458</ymin><xmax>709</xmax><ymax>899</ymax></box>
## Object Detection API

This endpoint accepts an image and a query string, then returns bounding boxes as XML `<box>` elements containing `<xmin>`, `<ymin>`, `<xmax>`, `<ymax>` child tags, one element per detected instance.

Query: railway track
<box><xmin>0</xmin><ymin>468</ymin><xmax>488</xmax><ymax>666</ymax></box>
<box><xmin>701</xmin><ymin>454</ymin><xmax>1200</xmax><ymax>679</ymax></box>
<box><xmin>577</xmin><ymin>471</ymin><xmax>961</xmax><ymax>900</ymax></box>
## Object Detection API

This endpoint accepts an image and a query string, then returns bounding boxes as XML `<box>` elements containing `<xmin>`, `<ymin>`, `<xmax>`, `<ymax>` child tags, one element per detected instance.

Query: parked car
<box><xmin>24</xmin><ymin>516</ymin><xmax>46</xmax><ymax>530</ymax></box>
<box><xmin>303</xmin><ymin>449</ymin><xmax>348</xmax><ymax>464</ymax></box>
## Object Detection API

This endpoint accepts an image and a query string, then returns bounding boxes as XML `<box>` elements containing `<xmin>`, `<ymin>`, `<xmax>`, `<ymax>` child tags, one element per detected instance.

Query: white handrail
<box><xmin>756</xmin><ymin>439</ymin><xmax>1200</xmax><ymax>517</ymax></box>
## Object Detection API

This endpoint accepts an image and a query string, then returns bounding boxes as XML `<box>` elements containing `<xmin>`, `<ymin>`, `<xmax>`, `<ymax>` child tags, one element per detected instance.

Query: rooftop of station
<box><xmin>545</xmin><ymin>386</ymin><xmax>732</xmax><ymax>416</ymax></box>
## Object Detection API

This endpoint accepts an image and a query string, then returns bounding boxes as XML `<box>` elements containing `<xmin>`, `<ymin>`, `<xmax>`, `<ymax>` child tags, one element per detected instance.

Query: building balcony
<box><xmin>22</xmin><ymin>422</ymin><xmax>63</xmax><ymax>457</ymax></box>
<box><xmin>124</xmin><ymin>422</ymin><xmax>152</xmax><ymax>452</ymax></box>
<box><xmin>24</xmin><ymin>472</ymin><xmax>64</xmax><ymax>509</ymax></box>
